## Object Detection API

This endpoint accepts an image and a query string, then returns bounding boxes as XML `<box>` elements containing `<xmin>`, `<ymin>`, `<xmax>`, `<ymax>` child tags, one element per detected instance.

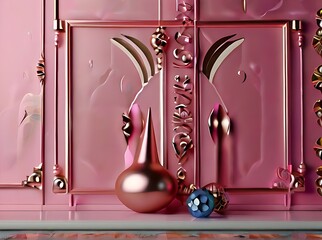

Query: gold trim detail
<box><xmin>53</xmin><ymin>0</ymin><xmax>63</xmax><ymax>31</ymax></box>
<box><xmin>291</xmin><ymin>20</ymin><xmax>306</xmax><ymax>192</ymax></box>
<box><xmin>243</xmin><ymin>0</ymin><xmax>247</xmax><ymax>13</ymax></box>
<box><xmin>312</xmin><ymin>65</ymin><xmax>322</xmax><ymax>92</ymax></box>
<box><xmin>314</xmin><ymin>100</ymin><xmax>322</xmax><ymax>126</ymax></box>
<box><xmin>292</xmin><ymin>164</ymin><xmax>306</xmax><ymax>192</ymax></box>
<box><xmin>52</xmin><ymin>164</ymin><xmax>67</xmax><ymax>194</ymax></box>
<box><xmin>316</xmin><ymin>166</ymin><xmax>322</xmax><ymax>196</ymax></box>
<box><xmin>22</xmin><ymin>164</ymin><xmax>43</xmax><ymax>190</ymax></box>
<box><xmin>314</xmin><ymin>137</ymin><xmax>322</xmax><ymax>160</ymax></box>
<box><xmin>52</xmin><ymin>0</ymin><xmax>67</xmax><ymax>194</ymax></box>
<box><xmin>151</xmin><ymin>26</ymin><xmax>168</xmax><ymax>70</ymax></box>
<box><xmin>312</xmin><ymin>9</ymin><xmax>322</xmax><ymax>56</ymax></box>
<box><xmin>37</xmin><ymin>55</ymin><xmax>45</xmax><ymax>84</ymax></box>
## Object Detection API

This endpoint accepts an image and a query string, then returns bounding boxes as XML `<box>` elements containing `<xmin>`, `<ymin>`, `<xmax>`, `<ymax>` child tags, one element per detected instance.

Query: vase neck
<box><xmin>135</xmin><ymin>108</ymin><xmax>160</xmax><ymax>166</ymax></box>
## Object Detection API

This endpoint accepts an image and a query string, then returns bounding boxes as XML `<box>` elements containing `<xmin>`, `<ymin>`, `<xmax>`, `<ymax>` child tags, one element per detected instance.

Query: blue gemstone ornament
<box><xmin>186</xmin><ymin>189</ymin><xmax>215</xmax><ymax>218</ymax></box>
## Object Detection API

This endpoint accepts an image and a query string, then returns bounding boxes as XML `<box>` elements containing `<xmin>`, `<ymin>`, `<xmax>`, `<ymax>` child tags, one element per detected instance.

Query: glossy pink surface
<box><xmin>0</xmin><ymin>210</ymin><xmax>322</xmax><ymax>230</ymax></box>
<box><xmin>0</xmin><ymin>0</ymin><xmax>42</xmax><ymax>205</ymax></box>
<box><xmin>198</xmin><ymin>23</ymin><xmax>288</xmax><ymax>191</ymax></box>
<box><xmin>0</xmin><ymin>0</ymin><xmax>321</xmax><ymax>210</ymax></box>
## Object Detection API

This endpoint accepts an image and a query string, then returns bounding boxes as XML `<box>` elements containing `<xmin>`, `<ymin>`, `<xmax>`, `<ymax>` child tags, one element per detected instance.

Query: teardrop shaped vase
<box><xmin>115</xmin><ymin>108</ymin><xmax>177</xmax><ymax>213</ymax></box>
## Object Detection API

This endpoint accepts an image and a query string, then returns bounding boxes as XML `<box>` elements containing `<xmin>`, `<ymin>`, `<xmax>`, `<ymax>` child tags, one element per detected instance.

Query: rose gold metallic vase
<box><xmin>115</xmin><ymin>108</ymin><xmax>177</xmax><ymax>213</ymax></box>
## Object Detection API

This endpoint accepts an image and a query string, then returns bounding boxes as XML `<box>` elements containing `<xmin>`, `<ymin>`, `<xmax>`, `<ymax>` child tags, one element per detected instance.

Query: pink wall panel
<box><xmin>0</xmin><ymin>0</ymin><xmax>321</xmax><ymax>211</ymax></box>
<box><xmin>59</xmin><ymin>0</ymin><xmax>159</xmax><ymax>21</ymax></box>
<box><xmin>0</xmin><ymin>0</ymin><xmax>43</xmax><ymax>206</ymax></box>
<box><xmin>52</xmin><ymin>0</ymin><xmax>321</xmax><ymax>210</ymax></box>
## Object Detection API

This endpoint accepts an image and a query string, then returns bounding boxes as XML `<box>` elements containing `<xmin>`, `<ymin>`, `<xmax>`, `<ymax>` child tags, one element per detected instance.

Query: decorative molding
<box><xmin>312</xmin><ymin>9</ymin><xmax>322</xmax><ymax>196</ymax></box>
<box><xmin>151</xmin><ymin>27</ymin><xmax>168</xmax><ymax>70</ymax></box>
<box><xmin>316</xmin><ymin>166</ymin><xmax>322</xmax><ymax>196</ymax></box>
<box><xmin>173</xmin><ymin>0</ymin><xmax>194</xmax><ymax>191</ymax></box>
<box><xmin>52</xmin><ymin>165</ymin><xmax>67</xmax><ymax>194</ymax></box>
<box><xmin>314</xmin><ymin>100</ymin><xmax>322</xmax><ymax>126</ymax></box>
<box><xmin>312</xmin><ymin>65</ymin><xmax>322</xmax><ymax>92</ymax></box>
<box><xmin>64</xmin><ymin>21</ymin><xmax>159</xmax><ymax>194</ymax></box>
<box><xmin>37</xmin><ymin>55</ymin><xmax>45</xmax><ymax>85</ymax></box>
<box><xmin>292</xmin><ymin>164</ymin><xmax>306</xmax><ymax>192</ymax></box>
<box><xmin>196</xmin><ymin>21</ymin><xmax>291</xmax><ymax>201</ymax></box>
<box><xmin>314</xmin><ymin>137</ymin><xmax>322</xmax><ymax>160</ymax></box>
<box><xmin>23</xmin><ymin>164</ymin><xmax>43</xmax><ymax>190</ymax></box>
<box><xmin>312</xmin><ymin>9</ymin><xmax>322</xmax><ymax>56</ymax></box>
<box><xmin>291</xmin><ymin>20</ymin><xmax>306</xmax><ymax>192</ymax></box>
<box><xmin>53</xmin><ymin>0</ymin><xmax>67</xmax><ymax>194</ymax></box>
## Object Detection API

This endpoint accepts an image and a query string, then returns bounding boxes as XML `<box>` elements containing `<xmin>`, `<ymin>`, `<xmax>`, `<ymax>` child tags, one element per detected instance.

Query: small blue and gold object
<box><xmin>186</xmin><ymin>189</ymin><xmax>215</xmax><ymax>218</ymax></box>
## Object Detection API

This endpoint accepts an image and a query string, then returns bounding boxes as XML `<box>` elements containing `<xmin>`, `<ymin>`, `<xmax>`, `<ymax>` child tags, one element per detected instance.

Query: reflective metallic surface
<box><xmin>115</xmin><ymin>108</ymin><xmax>177</xmax><ymax>213</ymax></box>
<box><xmin>151</xmin><ymin>27</ymin><xmax>168</xmax><ymax>70</ymax></box>
<box><xmin>292</xmin><ymin>20</ymin><xmax>306</xmax><ymax>190</ymax></box>
<box><xmin>314</xmin><ymin>137</ymin><xmax>322</xmax><ymax>160</ymax></box>
<box><xmin>52</xmin><ymin>164</ymin><xmax>67</xmax><ymax>194</ymax></box>
<box><xmin>312</xmin><ymin>65</ymin><xmax>322</xmax><ymax>92</ymax></box>
<box><xmin>187</xmin><ymin>189</ymin><xmax>215</xmax><ymax>218</ymax></box>
<box><xmin>243</xmin><ymin>0</ymin><xmax>247</xmax><ymax>13</ymax></box>
<box><xmin>315</xmin><ymin>167</ymin><xmax>322</xmax><ymax>196</ymax></box>
<box><xmin>36</xmin><ymin>56</ymin><xmax>45</xmax><ymax>84</ymax></box>
<box><xmin>22</xmin><ymin>164</ymin><xmax>43</xmax><ymax>190</ymax></box>
<box><xmin>203</xmin><ymin>182</ymin><xmax>229</xmax><ymax>213</ymax></box>
<box><xmin>208</xmin><ymin>104</ymin><xmax>230</xmax><ymax>144</ymax></box>
<box><xmin>314</xmin><ymin>100</ymin><xmax>322</xmax><ymax>127</ymax></box>
<box><xmin>311</xmin><ymin>9</ymin><xmax>322</xmax><ymax>198</ymax></box>
<box><xmin>312</xmin><ymin>9</ymin><xmax>322</xmax><ymax>56</ymax></box>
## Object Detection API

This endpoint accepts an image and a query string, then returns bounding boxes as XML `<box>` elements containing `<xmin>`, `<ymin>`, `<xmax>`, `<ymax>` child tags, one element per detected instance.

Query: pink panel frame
<box><xmin>65</xmin><ymin>20</ymin><xmax>163</xmax><ymax>195</ymax></box>
<box><xmin>0</xmin><ymin>0</ymin><xmax>45</xmax><ymax>190</ymax></box>
<box><xmin>194</xmin><ymin>21</ymin><xmax>291</xmax><ymax>209</ymax></box>
<box><xmin>65</xmin><ymin>19</ymin><xmax>292</xmax><ymax>209</ymax></box>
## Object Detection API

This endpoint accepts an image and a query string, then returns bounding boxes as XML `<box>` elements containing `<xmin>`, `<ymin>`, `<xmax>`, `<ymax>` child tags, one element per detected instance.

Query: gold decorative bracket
<box><xmin>52</xmin><ymin>164</ymin><xmax>67</xmax><ymax>194</ymax></box>
<box><xmin>22</xmin><ymin>164</ymin><xmax>43</xmax><ymax>190</ymax></box>
<box><xmin>0</xmin><ymin>164</ymin><xmax>43</xmax><ymax>190</ymax></box>
<box><xmin>273</xmin><ymin>165</ymin><xmax>305</xmax><ymax>193</ymax></box>
<box><xmin>291</xmin><ymin>164</ymin><xmax>306</xmax><ymax>192</ymax></box>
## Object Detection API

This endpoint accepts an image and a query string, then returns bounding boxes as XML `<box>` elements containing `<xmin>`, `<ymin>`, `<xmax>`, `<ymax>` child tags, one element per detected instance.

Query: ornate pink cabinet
<box><xmin>1</xmin><ymin>0</ymin><xmax>321</xmax><ymax>212</ymax></box>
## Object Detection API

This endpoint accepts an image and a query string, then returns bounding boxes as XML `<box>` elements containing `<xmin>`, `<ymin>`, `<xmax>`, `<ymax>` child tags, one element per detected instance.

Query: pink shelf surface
<box><xmin>0</xmin><ymin>210</ymin><xmax>321</xmax><ymax>231</ymax></box>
